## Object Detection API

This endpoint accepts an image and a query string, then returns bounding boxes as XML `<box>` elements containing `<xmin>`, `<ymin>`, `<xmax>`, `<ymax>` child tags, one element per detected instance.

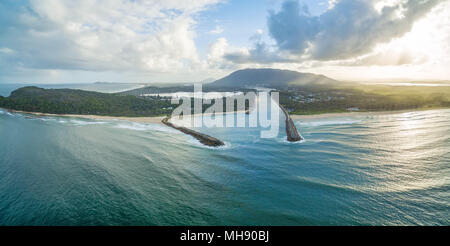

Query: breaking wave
<box><xmin>69</xmin><ymin>119</ymin><xmax>108</xmax><ymax>126</ymax></box>
<box><xmin>113</xmin><ymin>122</ymin><xmax>179</xmax><ymax>134</ymax></box>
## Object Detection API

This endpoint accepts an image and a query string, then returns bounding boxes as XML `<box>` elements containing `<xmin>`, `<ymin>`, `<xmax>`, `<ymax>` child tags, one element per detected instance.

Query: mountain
<box><xmin>119</xmin><ymin>68</ymin><xmax>338</xmax><ymax>96</ymax></box>
<box><xmin>207</xmin><ymin>68</ymin><xmax>338</xmax><ymax>89</ymax></box>
<box><xmin>0</xmin><ymin>86</ymin><xmax>172</xmax><ymax>117</ymax></box>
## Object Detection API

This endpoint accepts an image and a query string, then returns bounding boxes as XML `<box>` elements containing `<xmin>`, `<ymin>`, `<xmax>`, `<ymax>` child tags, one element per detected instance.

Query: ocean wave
<box><xmin>24</xmin><ymin>116</ymin><xmax>108</xmax><ymax>126</ymax></box>
<box><xmin>37</xmin><ymin>117</ymin><xmax>58</xmax><ymax>122</ymax></box>
<box><xmin>113</xmin><ymin>122</ymin><xmax>179</xmax><ymax>134</ymax></box>
<box><xmin>293</xmin><ymin>176</ymin><xmax>364</xmax><ymax>194</ymax></box>
<box><xmin>69</xmin><ymin>119</ymin><xmax>108</xmax><ymax>126</ymax></box>
<box><xmin>275</xmin><ymin>137</ymin><xmax>306</xmax><ymax>145</ymax></box>
<box><xmin>0</xmin><ymin>109</ymin><xmax>14</xmax><ymax>116</ymax></box>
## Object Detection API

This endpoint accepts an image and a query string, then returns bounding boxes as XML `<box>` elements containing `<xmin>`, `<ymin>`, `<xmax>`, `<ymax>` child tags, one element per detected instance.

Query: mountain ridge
<box><xmin>207</xmin><ymin>68</ymin><xmax>338</xmax><ymax>89</ymax></box>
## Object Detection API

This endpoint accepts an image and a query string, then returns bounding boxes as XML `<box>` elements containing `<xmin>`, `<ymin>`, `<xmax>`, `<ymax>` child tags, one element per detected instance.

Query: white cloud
<box><xmin>209</xmin><ymin>25</ymin><xmax>224</xmax><ymax>34</ymax></box>
<box><xmin>206</xmin><ymin>37</ymin><xmax>243</xmax><ymax>70</ymax></box>
<box><xmin>207</xmin><ymin>38</ymin><xmax>228</xmax><ymax>63</ymax></box>
<box><xmin>0</xmin><ymin>0</ymin><xmax>221</xmax><ymax>79</ymax></box>
<box><xmin>311</xmin><ymin>0</ymin><xmax>450</xmax><ymax>67</ymax></box>
<box><xmin>267</xmin><ymin>0</ymin><xmax>443</xmax><ymax>60</ymax></box>
<box><xmin>328</xmin><ymin>0</ymin><xmax>338</xmax><ymax>9</ymax></box>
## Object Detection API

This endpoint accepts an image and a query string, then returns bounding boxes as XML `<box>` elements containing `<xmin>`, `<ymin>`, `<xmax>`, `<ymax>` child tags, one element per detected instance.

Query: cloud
<box><xmin>207</xmin><ymin>37</ymin><xmax>229</xmax><ymax>67</ymax></box>
<box><xmin>222</xmin><ymin>29</ymin><xmax>293</xmax><ymax>64</ymax></box>
<box><xmin>219</xmin><ymin>0</ymin><xmax>444</xmax><ymax>66</ymax></box>
<box><xmin>224</xmin><ymin>42</ymin><xmax>292</xmax><ymax>64</ymax></box>
<box><xmin>267</xmin><ymin>0</ymin><xmax>319</xmax><ymax>55</ymax></box>
<box><xmin>267</xmin><ymin>0</ymin><xmax>444</xmax><ymax>60</ymax></box>
<box><xmin>328</xmin><ymin>0</ymin><xmax>338</xmax><ymax>9</ymax></box>
<box><xmin>209</xmin><ymin>25</ymin><xmax>224</xmax><ymax>34</ymax></box>
<box><xmin>0</xmin><ymin>0</ymin><xmax>221</xmax><ymax>77</ymax></box>
<box><xmin>1</xmin><ymin>0</ymin><xmax>448</xmax><ymax>83</ymax></box>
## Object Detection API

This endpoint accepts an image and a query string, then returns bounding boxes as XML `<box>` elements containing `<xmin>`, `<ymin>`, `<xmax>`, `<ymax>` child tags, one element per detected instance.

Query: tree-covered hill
<box><xmin>120</xmin><ymin>68</ymin><xmax>338</xmax><ymax>96</ymax></box>
<box><xmin>0</xmin><ymin>86</ymin><xmax>173</xmax><ymax>117</ymax></box>
<box><xmin>207</xmin><ymin>68</ymin><xmax>337</xmax><ymax>89</ymax></box>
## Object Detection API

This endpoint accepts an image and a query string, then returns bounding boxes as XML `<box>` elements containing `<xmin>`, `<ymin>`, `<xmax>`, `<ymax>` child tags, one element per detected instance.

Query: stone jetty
<box><xmin>279</xmin><ymin>105</ymin><xmax>303</xmax><ymax>142</ymax></box>
<box><xmin>161</xmin><ymin>117</ymin><xmax>225</xmax><ymax>147</ymax></box>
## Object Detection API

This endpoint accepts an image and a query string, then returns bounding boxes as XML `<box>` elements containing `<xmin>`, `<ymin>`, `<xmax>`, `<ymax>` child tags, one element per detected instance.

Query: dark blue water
<box><xmin>0</xmin><ymin>84</ymin><xmax>449</xmax><ymax>225</ymax></box>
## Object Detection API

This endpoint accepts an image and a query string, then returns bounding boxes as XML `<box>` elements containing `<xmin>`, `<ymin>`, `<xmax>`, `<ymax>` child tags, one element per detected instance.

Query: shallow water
<box><xmin>0</xmin><ymin>106</ymin><xmax>449</xmax><ymax>225</ymax></box>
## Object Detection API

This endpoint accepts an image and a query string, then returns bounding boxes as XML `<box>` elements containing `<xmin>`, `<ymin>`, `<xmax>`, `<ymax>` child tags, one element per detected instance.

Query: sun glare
<box><xmin>308</xmin><ymin>1</ymin><xmax>450</xmax><ymax>82</ymax></box>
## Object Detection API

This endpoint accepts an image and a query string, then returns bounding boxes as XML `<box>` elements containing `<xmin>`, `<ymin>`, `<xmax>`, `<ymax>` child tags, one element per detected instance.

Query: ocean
<box><xmin>0</xmin><ymin>84</ymin><xmax>449</xmax><ymax>225</ymax></box>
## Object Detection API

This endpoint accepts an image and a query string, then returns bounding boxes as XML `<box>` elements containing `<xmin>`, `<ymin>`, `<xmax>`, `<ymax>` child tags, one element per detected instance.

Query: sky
<box><xmin>0</xmin><ymin>0</ymin><xmax>449</xmax><ymax>84</ymax></box>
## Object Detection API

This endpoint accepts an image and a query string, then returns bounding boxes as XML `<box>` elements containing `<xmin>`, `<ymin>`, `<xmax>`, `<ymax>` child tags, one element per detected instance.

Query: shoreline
<box><xmin>3</xmin><ymin>107</ymin><xmax>448</xmax><ymax>124</ymax></box>
<box><xmin>290</xmin><ymin>108</ymin><xmax>449</xmax><ymax>120</ymax></box>
<box><xmin>3</xmin><ymin>109</ymin><xmax>165</xmax><ymax>124</ymax></box>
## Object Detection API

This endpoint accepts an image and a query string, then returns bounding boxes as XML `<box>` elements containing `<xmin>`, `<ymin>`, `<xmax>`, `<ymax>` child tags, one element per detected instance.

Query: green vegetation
<box><xmin>2</xmin><ymin>68</ymin><xmax>449</xmax><ymax>118</ymax></box>
<box><xmin>0</xmin><ymin>86</ymin><xmax>174</xmax><ymax>117</ymax></box>
<box><xmin>279</xmin><ymin>84</ymin><xmax>450</xmax><ymax>115</ymax></box>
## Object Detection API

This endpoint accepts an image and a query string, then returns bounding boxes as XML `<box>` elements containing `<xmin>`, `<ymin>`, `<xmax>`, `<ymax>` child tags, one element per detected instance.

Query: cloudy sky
<box><xmin>0</xmin><ymin>0</ymin><xmax>449</xmax><ymax>84</ymax></box>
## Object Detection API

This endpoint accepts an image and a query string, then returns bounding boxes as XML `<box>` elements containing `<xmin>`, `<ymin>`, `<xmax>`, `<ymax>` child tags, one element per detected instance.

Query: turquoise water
<box><xmin>0</xmin><ymin>84</ymin><xmax>449</xmax><ymax>225</ymax></box>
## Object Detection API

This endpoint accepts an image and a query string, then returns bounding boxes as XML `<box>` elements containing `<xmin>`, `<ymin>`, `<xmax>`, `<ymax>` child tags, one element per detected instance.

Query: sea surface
<box><xmin>0</xmin><ymin>84</ymin><xmax>449</xmax><ymax>225</ymax></box>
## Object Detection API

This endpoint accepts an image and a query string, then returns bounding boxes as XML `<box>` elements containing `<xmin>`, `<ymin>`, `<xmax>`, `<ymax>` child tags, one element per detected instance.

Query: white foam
<box><xmin>70</xmin><ymin>119</ymin><xmax>108</xmax><ymax>126</ymax></box>
<box><xmin>39</xmin><ymin>118</ymin><xmax>55</xmax><ymax>122</ymax></box>
<box><xmin>113</xmin><ymin>122</ymin><xmax>179</xmax><ymax>134</ymax></box>
<box><xmin>275</xmin><ymin>137</ymin><xmax>306</xmax><ymax>144</ymax></box>
<box><xmin>37</xmin><ymin>117</ymin><xmax>106</xmax><ymax>126</ymax></box>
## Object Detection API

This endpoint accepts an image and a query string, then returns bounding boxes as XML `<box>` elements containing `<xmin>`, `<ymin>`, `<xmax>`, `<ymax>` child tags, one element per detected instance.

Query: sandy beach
<box><xmin>6</xmin><ymin>109</ymin><xmax>165</xmax><ymax>124</ymax></box>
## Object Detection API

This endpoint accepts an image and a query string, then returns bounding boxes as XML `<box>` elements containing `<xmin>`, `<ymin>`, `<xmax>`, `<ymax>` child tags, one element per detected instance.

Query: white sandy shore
<box><xmin>5</xmin><ymin>109</ymin><xmax>165</xmax><ymax>124</ymax></box>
